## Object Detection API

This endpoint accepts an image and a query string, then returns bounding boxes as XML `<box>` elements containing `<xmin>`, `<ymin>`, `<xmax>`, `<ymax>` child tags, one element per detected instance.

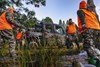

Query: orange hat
<box><xmin>79</xmin><ymin>0</ymin><xmax>87</xmax><ymax>9</ymax></box>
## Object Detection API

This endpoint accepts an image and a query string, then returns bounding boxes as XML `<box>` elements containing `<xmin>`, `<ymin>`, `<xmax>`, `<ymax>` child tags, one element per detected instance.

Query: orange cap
<box><xmin>79</xmin><ymin>0</ymin><xmax>87</xmax><ymax>9</ymax></box>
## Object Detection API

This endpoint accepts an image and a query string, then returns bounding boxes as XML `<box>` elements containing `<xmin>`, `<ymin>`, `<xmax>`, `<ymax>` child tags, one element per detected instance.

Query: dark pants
<box><xmin>0</xmin><ymin>30</ymin><xmax>16</xmax><ymax>58</ymax></box>
<box><xmin>66</xmin><ymin>33</ymin><xmax>79</xmax><ymax>48</ymax></box>
<box><xmin>16</xmin><ymin>39</ymin><xmax>22</xmax><ymax>50</ymax></box>
<box><xmin>82</xmin><ymin>29</ymin><xmax>100</xmax><ymax>57</ymax></box>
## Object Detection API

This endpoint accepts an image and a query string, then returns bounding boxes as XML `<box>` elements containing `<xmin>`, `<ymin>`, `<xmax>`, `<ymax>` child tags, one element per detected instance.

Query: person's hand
<box><xmin>82</xmin><ymin>24</ymin><xmax>86</xmax><ymax>30</ymax></box>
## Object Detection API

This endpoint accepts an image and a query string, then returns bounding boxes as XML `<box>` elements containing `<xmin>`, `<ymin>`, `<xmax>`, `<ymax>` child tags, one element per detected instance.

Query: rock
<box><xmin>83</xmin><ymin>64</ymin><xmax>96</xmax><ymax>67</ymax></box>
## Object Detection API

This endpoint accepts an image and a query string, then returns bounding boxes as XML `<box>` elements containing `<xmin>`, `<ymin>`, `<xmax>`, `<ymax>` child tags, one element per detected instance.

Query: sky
<box><xmin>26</xmin><ymin>0</ymin><xmax>100</xmax><ymax>25</ymax></box>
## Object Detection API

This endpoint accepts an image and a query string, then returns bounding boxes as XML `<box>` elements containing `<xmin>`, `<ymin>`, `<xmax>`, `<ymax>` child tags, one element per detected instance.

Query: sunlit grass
<box><xmin>0</xmin><ymin>41</ymin><xmax>83</xmax><ymax>67</ymax></box>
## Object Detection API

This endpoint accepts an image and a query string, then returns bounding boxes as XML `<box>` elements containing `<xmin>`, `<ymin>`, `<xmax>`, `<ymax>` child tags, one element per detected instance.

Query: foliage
<box><xmin>59</xmin><ymin>19</ymin><xmax>66</xmax><ymax>32</ymax></box>
<box><xmin>0</xmin><ymin>40</ymin><xmax>66</xmax><ymax>67</ymax></box>
<box><xmin>0</xmin><ymin>0</ymin><xmax>46</xmax><ymax>10</ymax></box>
<box><xmin>0</xmin><ymin>33</ymin><xmax>83</xmax><ymax>67</ymax></box>
<box><xmin>14</xmin><ymin>11</ymin><xmax>37</xmax><ymax>28</ymax></box>
<box><xmin>0</xmin><ymin>41</ymin><xmax>81</xmax><ymax>67</ymax></box>
<box><xmin>59</xmin><ymin>19</ymin><xmax>62</xmax><ymax>25</ymax></box>
<box><xmin>16</xmin><ymin>11</ymin><xmax>38</xmax><ymax>28</ymax></box>
<box><xmin>66</xmin><ymin>20</ymin><xmax>69</xmax><ymax>25</ymax></box>
<box><xmin>62</xmin><ymin>21</ymin><xmax>66</xmax><ymax>32</ymax></box>
<box><xmin>0</xmin><ymin>0</ymin><xmax>46</xmax><ymax>27</ymax></box>
<box><xmin>42</xmin><ymin>17</ymin><xmax>53</xmax><ymax>23</ymax></box>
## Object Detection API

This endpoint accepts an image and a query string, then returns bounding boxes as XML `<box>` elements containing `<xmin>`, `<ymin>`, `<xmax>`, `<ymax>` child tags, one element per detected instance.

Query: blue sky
<box><xmin>26</xmin><ymin>0</ymin><xmax>100</xmax><ymax>24</ymax></box>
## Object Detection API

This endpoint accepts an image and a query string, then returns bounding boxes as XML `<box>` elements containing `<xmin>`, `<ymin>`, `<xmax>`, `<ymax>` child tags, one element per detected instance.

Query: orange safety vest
<box><xmin>0</xmin><ymin>10</ymin><xmax>14</xmax><ymax>30</ymax></box>
<box><xmin>67</xmin><ymin>23</ymin><xmax>76</xmax><ymax>34</ymax></box>
<box><xmin>16</xmin><ymin>32</ymin><xmax>23</xmax><ymax>40</ymax></box>
<box><xmin>78</xmin><ymin>9</ymin><xmax>100</xmax><ymax>32</ymax></box>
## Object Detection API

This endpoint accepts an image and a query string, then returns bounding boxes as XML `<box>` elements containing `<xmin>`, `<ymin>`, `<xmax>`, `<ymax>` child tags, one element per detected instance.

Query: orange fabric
<box><xmin>67</xmin><ymin>23</ymin><xmax>76</xmax><ymax>34</ymax></box>
<box><xmin>0</xmin><ymin>10</ymin><xmax>14</xmax><ymax>30</ymax></box>
<box><xmin>16</xmin><ymin>32</ymin><xmax>23</xmax><ymax>40</ymax></box>
<box><xmin>79</xmin><ymin>0</ymin><xmax>87</xmax><ymax>9</ymax></box>
<box><xmin>78</xmin><ymin>9</ymin><xmax>100</xmax><ymax>32</ymax></box>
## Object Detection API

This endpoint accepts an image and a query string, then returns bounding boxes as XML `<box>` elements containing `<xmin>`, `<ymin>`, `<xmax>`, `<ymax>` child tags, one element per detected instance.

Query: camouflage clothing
<box><xmin>0</xmin><ymin>30</ymin><xmax>16</xmax><ymax>58</ymax></box>
<box><xmin>0</xmin><ymin>11</ymin><xmax>25</xmax><ymax>59</ymax></box>
<box><xmin>6</xmin><ymin>12</ymin><xmax>25</xmax><ymax>28</ymax></box>
<box><xmin>82</xmin><ymin>29</ymin><xmax>99</xmax><ymax>57</ymax></box>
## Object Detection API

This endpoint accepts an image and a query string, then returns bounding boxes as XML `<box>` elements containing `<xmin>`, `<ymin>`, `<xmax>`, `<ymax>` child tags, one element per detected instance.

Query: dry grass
<box><xmin>0</xmin><ymin>41</ymin><xmax>83</xmax><ymax>67</ymax></box>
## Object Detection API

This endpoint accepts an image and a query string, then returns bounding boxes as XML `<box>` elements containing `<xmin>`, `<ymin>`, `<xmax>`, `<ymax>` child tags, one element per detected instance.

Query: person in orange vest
<box><xmin>66</xmin><ymin>18</ymin><xmax>79</xmax><ymax>49</ymax></box>
<box><xmin>0</xmin><ymin>6</ymin><xmax>25</xmax><ymax>60</ymax></box>
<box><xmin>77</xmin><ymin>0</ymin><xmax>100</xmax><ymax>58</ymax></box>
<box><xmin>16</xmin><ymin>28</ymin><xmax>23</xmax><ymax>50</ymax></box>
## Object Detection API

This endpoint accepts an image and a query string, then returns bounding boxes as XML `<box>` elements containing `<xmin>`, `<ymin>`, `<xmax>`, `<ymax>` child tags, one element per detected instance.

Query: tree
<box><xmin>59</xmin><ymin>19</ymin><xmax>62</xmax><ymax>25</ymax></box>
<box><xmin>62</xmin><ymin>21</ymin><xmax>66</xmax><ymax>32</ymax></box>
<box><xmin>0</xmin><ymin>0</ymin><xmax>46</xmax><ymax>14</ymax></box>
<box><xmin>66</xmin><ymin>20</ymin><xmax>69</xmax><ymax>25</ymax></box>
<box><xmin>59</xmin><ymin>20</ymin><xmax>66</xmax><ymax>33</ymax></box>
<box><xmin>0</xmin><ymin>0</ymin><xmax>46</xmax><ymax>28</ymax></box>
<box><xmin>42</xmin><ymin>17</ymin><xmax>53</xmax><ymax>23</ymax></box>
<box><xmin>15</xmin><ymin>11</ymin><xmax>38</xmax><ymax>28</ymax></box>
<box><xmin>0</xmin><ymin>0</ymin><xmax>46</xmax><ymax>8</ymax></box>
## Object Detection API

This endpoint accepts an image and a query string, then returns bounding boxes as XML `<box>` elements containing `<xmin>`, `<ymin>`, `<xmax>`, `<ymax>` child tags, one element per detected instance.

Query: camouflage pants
<box><xmin>82</xmin><ymin>29</ymin><xmax>99</xmax><ymax>57</ymax></box>
<box><xmin>0</xmin><ymin>30</ymin><xmax>16</xmax><ymax>58</ymax></box>
<box><xmin>94</xmin><ymin>30</ymin><xmax>100</xmax><ymax>49</ymax></box>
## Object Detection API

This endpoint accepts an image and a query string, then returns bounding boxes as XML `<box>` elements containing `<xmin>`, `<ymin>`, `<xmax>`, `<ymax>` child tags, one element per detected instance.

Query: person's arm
<box><xmin>66</xmin><ymin>26</ymin><xmax>68</xmax><ymax>33</ymax></box>
<box><xmin>6</xmin><ymin>12</ymin><xmax>26</xmax><ymax>29</ymax></box>
<box><xmin>75</xmin><ymin>24</ymin><xmax>79</xmax><ymax>35</ymax></box>
<box><xmin>77</xmin><ymin>10</ymin><xmax>85</xmax><ymax>25</ymax></box>
<box><xmin>75</xmin><ymin>24</ymin><xmax>78</xmax><ymax>31</ymax></box>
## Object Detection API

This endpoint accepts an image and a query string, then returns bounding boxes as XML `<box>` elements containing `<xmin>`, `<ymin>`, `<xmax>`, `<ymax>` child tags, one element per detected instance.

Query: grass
<box><xmin>0</xmin><ymin>41</ymin><xmax>83</xmax><ymax>67</ymax></box>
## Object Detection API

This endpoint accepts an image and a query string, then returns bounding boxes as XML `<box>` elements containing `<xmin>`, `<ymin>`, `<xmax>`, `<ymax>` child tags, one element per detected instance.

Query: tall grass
<box><xmin>0</xmin><ymin>36</ymin><xmax>80</xmax><ymax>67</ymax></box>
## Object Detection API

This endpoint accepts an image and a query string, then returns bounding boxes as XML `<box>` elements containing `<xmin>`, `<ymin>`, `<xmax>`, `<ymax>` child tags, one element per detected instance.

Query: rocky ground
<box><xmin>60</xmin><ymin>51</ymin><xmax>96</xmax><ymax>67</ymax></box>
